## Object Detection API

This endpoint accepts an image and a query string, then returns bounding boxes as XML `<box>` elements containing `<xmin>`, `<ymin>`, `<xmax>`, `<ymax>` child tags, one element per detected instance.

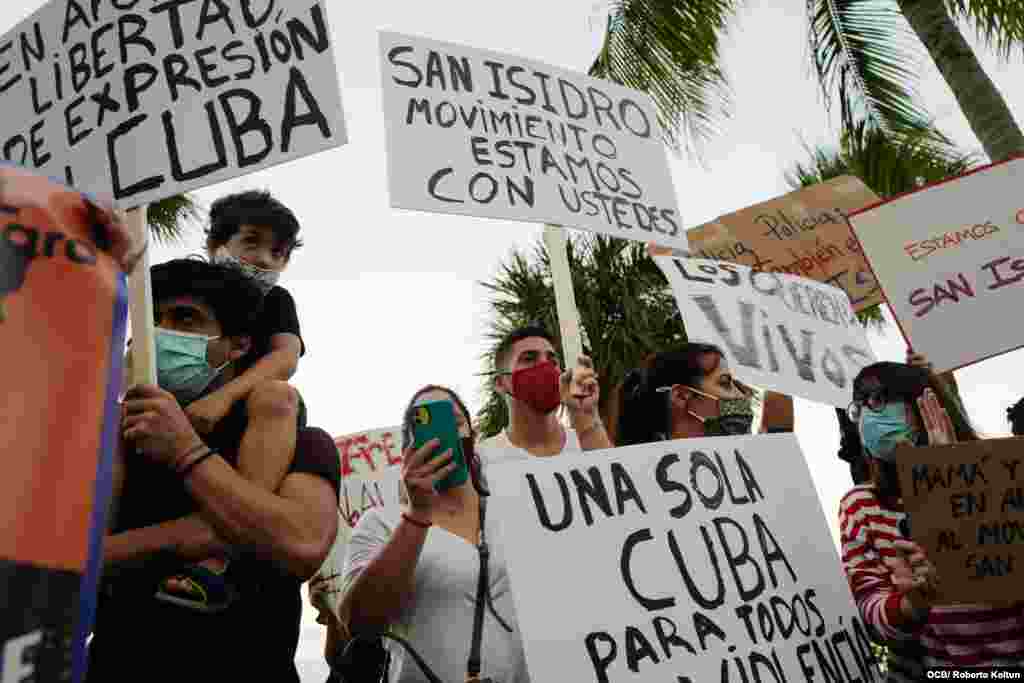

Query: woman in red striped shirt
<box><xmin>839</xmin><ymin>359</ymin><xmax>1024</xmax><ymax>680</ymax></box>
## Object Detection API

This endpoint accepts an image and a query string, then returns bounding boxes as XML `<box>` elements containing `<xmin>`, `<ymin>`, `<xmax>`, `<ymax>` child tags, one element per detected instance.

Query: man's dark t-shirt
<box><xmin>88</xmin><ymin>401</ymin><xmax>340</xmax><ymax>681</ymax></box>
<box><xmin>237</xmin><ymin>285</ymin><xmax>306</xmax><ymax>375</ymax></box>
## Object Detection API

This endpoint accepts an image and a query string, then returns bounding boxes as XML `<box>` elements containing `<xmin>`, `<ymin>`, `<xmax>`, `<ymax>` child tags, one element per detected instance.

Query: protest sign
<box><xmin>897</xmin><ymin>437</ymin><xmax>1024</xmax><ymax>605</ymax></box>
<box><xmin>488</xmin><ymin>433</ymin><xmax>878</xmax><ymax>683</ymax></box>
<box><xmin>0</xmin><ymin>165</ymin><xmax>127</xmax><ymax>682</ymax></box>
<box><xmin>848</xmin><ymin>157</ymin><xmax>1024</xmax><ymax>373</ymax></box>
<box><xmin>378</xmin><ymin>31</ymin><xmax>684</xmax><ymax>249</ymax></box>
<box><xmin>656</xmin><ymin>255</ymin><xmax>876</xmax><ymax>408</ymax></box>
<box><xmin>0</xmin><ymin>0</ymin><xmax>347</xmax><ymax>207</ymax></box>
<box><xmin>314</xmin><ymin>426</ymin><xmax>403</xmax><ymax>616</ymax></box>
<box><xmin>685</xmin><ymin>177</ymin><xmax>883</xmax><ymax>312</ymax></box>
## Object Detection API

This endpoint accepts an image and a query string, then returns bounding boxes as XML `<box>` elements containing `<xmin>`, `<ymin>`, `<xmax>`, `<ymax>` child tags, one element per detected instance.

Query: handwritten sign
<box><xmin>335</xmin><ymin>425</ymin><xmax>403</xmax><ymax>529</ymax></box>
<box><xmin>685</xmin><ymin>177</ymin><xmax>883</xmax><ymax>312</ymax></box>
<box><xmin>488</xmin><ymin>434</ymin><xmax>878</xmax><ymax>683</ymax></box>
<box><xmin>656</xmin><ymin>255</ymin><xmax>876</xmax><ymax>408</ymax></box>
<box><xmin>1</xmin><ymin>165</ymin><xmax>127</xmax><ymax>682</ymax></box>
<box><xmin>0</xmin><ymin>0</ymin><xmax>347</xmax><ymax>206</ymax></box>
<box><xmin>897</xmin><ymin>437</ymin><xmax>1024</xmax><ymax>605</ymax></box>
<box><xmin>316</xmin><ymin>426</ymin><xmax>403</xmax><ymax>616</ymax></box>
<box><xmin>378</xmin><ymin>31</ymin><xmax>683</xmax><ymax>249</ymax></box>
<box><xmin>848</xmin><ymin>158</ymin><xmax>1024</xmax><ymax>373</ymax></box>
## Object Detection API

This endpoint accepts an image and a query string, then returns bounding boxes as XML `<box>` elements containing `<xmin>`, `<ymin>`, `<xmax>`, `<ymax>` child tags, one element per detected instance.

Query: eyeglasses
<box><xmin>847</xmin><ymin>388</ymin><xmax>888</xmax><ymax>422</ymax></box>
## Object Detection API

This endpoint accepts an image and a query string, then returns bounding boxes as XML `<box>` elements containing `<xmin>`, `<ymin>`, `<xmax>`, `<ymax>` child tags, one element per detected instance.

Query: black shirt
<box><xmin>237</xmin><ymin>285</ymin><xmax>306</xmax><ymax>375</ymax></box>
<box><xmin>89</xmin><ymin>401</ymin><xmax>340</xmax><ymax>681</ymax></box>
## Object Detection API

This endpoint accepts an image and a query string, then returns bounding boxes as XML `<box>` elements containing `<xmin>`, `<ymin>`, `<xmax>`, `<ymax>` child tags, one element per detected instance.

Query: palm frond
<box><xmin>145</xmin><ymin>193</ymin><xmax>201</xmax><ymax>244</ymax></box>
<box><xmin>477</xmin><ymin>232</ymin><xmax>687</xmax><ymax>439</ymax></box>
<box><xmin>806</xmin><ymin>0</ymin><xmax>930</xmax><ymax>133</ymax></box>
<box><xmin>590</xmin><ymin>0</ymin><xmax>738</xmax><ymax>157</ymax></box>
<box><xmin>946</xmin><ymin>0</ymin><xmax>1024</xmax><ymax>58</ymax></box>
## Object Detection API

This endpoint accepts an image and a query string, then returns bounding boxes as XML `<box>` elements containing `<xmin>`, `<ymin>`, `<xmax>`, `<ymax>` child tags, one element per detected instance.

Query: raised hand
<box><xmin>917</xmin><ymin>388</ymin><xmax>956</xmax><ymax>446</ymax></box>
<box><xmin>399</xmin><ymin>439</ymin><xmax>458</xmax><ymax>524</ymax></box>
<box><xmin>561</xmin><ymin>354</ymin><xmax>600</xmax><ymax>419</ymax></box>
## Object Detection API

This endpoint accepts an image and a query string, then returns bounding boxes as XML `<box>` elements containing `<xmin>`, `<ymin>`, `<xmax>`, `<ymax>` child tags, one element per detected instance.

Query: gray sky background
<box><xmin>3</xmin><ymin>1</ymin><xmax>1023</xmax><ymax>679</ymax></box>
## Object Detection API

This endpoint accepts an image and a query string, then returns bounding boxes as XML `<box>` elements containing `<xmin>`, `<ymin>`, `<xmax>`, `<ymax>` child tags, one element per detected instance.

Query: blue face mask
<box><xmin>155</xmin><ymin>328</ymin><xmax>228</xmax><ymax>403</ymax></box>
<box><xmin>859</xmin><ymin>402</ymin><xmax>920</xmax><ymax>462</ymax></box>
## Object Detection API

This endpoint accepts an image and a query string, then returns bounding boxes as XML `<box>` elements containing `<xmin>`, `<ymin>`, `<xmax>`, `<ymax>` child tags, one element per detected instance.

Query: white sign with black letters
<box><xmin>378</xmin><ymin>30</ymin><xmax>684</xmax><ymax>249</ymax></box>
<box><xmin>0</xmin><ymin>0</ymin><xmax>347</xmax><ymax>206</ymax></box>
<box><xmin>488</xmin><ymin>434</ymin><xmax>878</xmax><ymax>683</ymax></box>
<box><xmin>656</xmin><ymin>256</ymin><xmax>876</xmax><ymax>408</ymax></box>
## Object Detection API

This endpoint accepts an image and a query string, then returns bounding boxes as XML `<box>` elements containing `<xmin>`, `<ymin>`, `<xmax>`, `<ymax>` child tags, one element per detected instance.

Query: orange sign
<box><xmin>1</xmin><ymin>164</ymin><xmax>127</xmax><ymax>683</ymax></box>
<box><xmin>685</xmin><ymin>176</ymin><xmax>883</xmax><ymax>312</ymax></box>
<box><xmin>1</xmin><ymin>166</ymin><xmax>125</xmax><ymax>572</ymax></box>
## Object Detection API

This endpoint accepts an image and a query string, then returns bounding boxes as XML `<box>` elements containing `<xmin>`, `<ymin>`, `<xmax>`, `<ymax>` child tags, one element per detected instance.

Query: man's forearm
<box><xmin>184</xmin><ymin>454</ymin><xmax>333</xmax><ymax>578</ymax></box>
<box><xmin>103</xmin><ymin>514</ymin><xmax>230</xmax><ymax>568</ymax></box>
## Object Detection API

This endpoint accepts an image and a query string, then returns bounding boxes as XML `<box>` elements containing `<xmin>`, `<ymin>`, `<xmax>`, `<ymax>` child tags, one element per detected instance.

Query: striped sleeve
<box><xmin>838</xmin><ymin>487</ymin><xmax>922</xmax><ymax>642</ymax></box>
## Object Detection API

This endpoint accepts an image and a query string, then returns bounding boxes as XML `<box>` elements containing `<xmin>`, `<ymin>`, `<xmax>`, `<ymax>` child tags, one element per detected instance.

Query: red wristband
<box><xmin>401</xmin><ymin>513</ymin><xmax>431</xmax><ymax>529</ymax></box>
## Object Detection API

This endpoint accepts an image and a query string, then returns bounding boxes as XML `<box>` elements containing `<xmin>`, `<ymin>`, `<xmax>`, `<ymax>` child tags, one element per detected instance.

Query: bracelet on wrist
<box><xmin>173</xmin><ymin>442</ymin><xmax>208</xmax><ymax>474</ymax></box>
<box><xmin>401</xmin><ymin>512</ymin><xmax>431</xmax><ymax>529</ymax></box>
<box><xmin>180</xmin><ymin>449</ymin><xmax>216</xmax><ymax>479</ymax></box>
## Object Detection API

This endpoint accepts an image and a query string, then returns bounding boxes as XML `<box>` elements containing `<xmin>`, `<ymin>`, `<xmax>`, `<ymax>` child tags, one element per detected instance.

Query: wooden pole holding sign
<box><xmin>543</xmin><ymin>224</ymin><xmax>583</xmax><ymax>369</ymax></box>
<box><xmin>125</xmin><ymin>206</ymin><xmax>157</xmax><ymax>386</ymax></box>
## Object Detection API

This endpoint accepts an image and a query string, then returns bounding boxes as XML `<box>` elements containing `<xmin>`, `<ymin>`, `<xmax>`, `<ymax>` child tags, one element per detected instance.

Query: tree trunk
<box><xmin>899</xmin><ymin>0</ymin><xmax>1024</xmax><ymax>162</ymax></box>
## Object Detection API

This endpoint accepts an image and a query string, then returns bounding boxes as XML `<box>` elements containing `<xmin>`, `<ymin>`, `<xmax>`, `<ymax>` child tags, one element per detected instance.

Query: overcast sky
<box><xmin>4</xmin><ymin>0</ymin><xmax>1023</xmax><ymax>679</ymax></box>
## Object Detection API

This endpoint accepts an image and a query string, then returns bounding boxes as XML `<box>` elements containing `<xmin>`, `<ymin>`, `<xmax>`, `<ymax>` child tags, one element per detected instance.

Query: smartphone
<box><xmin>411</xmin><ymin>399</ymin><xmax>469</xmax><ymax>492</ymax></box>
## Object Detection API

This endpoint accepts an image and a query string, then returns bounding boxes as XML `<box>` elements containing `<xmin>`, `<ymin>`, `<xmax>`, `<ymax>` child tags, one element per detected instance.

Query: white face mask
<box><xmin>215</xmin><ymin>248</ymin><xmax>280</xmax><ymax>294</ymax></box>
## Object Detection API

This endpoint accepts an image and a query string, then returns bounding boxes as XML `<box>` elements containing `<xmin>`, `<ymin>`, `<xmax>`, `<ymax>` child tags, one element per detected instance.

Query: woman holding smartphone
<box><xmin>340</xmin><ymin>385</ymin><xmax>529</xmax><ymax>683</ymax></box>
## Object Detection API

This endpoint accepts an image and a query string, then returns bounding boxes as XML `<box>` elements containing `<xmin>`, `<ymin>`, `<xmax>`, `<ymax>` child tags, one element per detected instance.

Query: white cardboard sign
<box><xmin>848</xmin><ymin>157</ymin><xmax>1024</xmax><ymax>373</ymax></box>
<box><xmin>657</xmin><ymin>256</ymin><xmax>876</xmax><ymax>408</ymax></box>
<box><xmin>488</xmin><ymin>434</ymin><xmax>879</xmax><ymax>683</ymax></box>
<box><xmin>317</xmin><ymin>426</ymin><xmax>403</xmax><ymax>615</ymax></box>
<box><xmin>0</xmin><ymin>0</ymin><xmax>348</xmax><ymax>206</ymax></box>
<box><xmin>378</xmin><ymin>31</ymin><xmax>684</xmax><ymax>249</ymax></box>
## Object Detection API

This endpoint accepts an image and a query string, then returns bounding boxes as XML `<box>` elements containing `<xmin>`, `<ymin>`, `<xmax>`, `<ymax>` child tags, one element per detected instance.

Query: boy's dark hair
<box><xmin>853</xmin><ymin>362</ymin><xmax>979</xmax><ymax>446</ymax></box>
<box><xmin>616</xmin><ymin>343</ymin><xmax>725</xmax><ymax>446</ymax></box>
<box><xmin>493</xmin><ymin>325</ymin><xmax>557</xmax><ymax>372</ymax></box>
<box><xmin>151</xmin><ymin>258</ymin><xmax>264</xmax><ymax>338</ymax></box>
<box><xmin>1008</xmin><ymin>397</ymin><xmax>1024</xmax><ymax>436</ymax></box>
<box><xmin>206</xmin><ymin>190</ymin><xmax>303</xmax><ymax>255</ymax></box>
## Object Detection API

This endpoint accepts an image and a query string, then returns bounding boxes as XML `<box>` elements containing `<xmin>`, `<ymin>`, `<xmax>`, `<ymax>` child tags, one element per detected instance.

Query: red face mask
<box><xmin>510</xmin><ymin>361</ymin><xmax>562</xmax><ymax>414</ymax></box>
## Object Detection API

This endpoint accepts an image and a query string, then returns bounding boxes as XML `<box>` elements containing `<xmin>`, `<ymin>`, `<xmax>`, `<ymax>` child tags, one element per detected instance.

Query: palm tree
<box><xmin>807</xmin><ymin>0</ymin><xmax>1024</xmax><ymax>162</ymax></box>
<box><xmin>145</xmin><ymin>194</ymin><xmax>201</xmax><ymax>244</ymax></box>
<box><xmin>477</xmin><ymin>235</ymin><xmax>685</xmax><ymax>439</ymax></box>
<box><xmin>589</xmin><ymin>0</ymin><xmax>740</xmax><ymax>156</ymax></box>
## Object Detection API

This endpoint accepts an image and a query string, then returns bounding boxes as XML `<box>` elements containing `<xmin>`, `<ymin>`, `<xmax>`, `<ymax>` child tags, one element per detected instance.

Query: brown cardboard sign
<box><xmin>685</xmin><ymin>176</ymin><xmax>883</xmax><ymax>312</ymax></box>
<box><xmin>897</xmin><ymin>437</ymin><xmax>1024</xmax><ymax>605</ymax></box>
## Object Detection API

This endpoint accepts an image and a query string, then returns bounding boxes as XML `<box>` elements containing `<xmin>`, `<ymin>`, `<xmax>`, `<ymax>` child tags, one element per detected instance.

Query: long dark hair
<box><xmin>401</xmin><ymin>385</ymin><xmax>486</xmax><ymax>494</ymax></box>
<box><xmin>853</xmin><ymin>362</ymin><xmax>978</xmax><ymax>443</ymax></box>
<box><xmin>854</xmin><ymin>362</ymin><xmax>978</xmax><ymax>497</ymax></box>
<box><xmin>616</xmin><ymin>343</ymin><xmax>725</xmax><ymax>446</ymax></box>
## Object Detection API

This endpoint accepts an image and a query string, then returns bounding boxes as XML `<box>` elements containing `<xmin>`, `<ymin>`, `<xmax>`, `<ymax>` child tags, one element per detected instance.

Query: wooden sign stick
<box><xmin>543</xmin><ymin>224</ymin><xmax>583</xmax><ymax>371</ymax></box>
<box><xmin>125</xmin><ymin>205</ymin><xmax>157</xmax><ymax>386</ymax></box>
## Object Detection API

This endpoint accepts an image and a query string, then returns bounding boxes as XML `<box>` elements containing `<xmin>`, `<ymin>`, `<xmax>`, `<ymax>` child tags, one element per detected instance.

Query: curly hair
<box><xmin>206</xmin><ymin>190</ymin><xmax>303</xmax><ymax>255</ymax></box>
